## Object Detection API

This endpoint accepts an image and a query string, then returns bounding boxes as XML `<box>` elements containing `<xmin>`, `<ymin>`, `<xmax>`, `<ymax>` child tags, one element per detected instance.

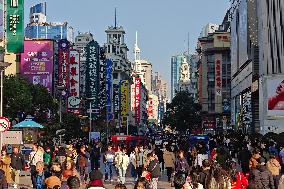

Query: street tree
<box><xmin>163</xmin><ymin>91</ymin><xmax>201</xmax><ymax>132</ymax></box>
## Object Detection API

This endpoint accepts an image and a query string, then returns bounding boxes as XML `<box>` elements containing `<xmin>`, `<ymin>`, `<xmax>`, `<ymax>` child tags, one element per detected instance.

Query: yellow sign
<box><xmin>120</xmin><ymin>80</ymin><xmax>129</xmax><ymax>116</ymax></box>
<box><xmin>213</xmin><ymin>33</ymin><xmax>230</xmax><ymax>48</ymax></box>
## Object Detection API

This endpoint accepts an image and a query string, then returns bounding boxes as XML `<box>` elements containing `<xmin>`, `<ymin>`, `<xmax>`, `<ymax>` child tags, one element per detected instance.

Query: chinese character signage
<box><xmin>58</xmin><ymin>39</ymin><xmax>70</xmax><ymax>95</ymax></box>
<box><xmin>67</xmin><ymin>50</ymin><xmax>80</xmax><ymax>114</ymax></box>
<box><xmin>120</xmin><ymin>80</ymin><xmax>129</xmax><ymax>117</ymax></box>
<box><xmin>113</xmin><ymin>83</ymin><xmax>120</xmax><ymax>114</ymax></box>
<box><xmin>86</xmin><ymin>41</ymin><xmax>100</xmax><ymax>114</ymax></box>
<box><xmin>99</xmin><ymin>57</ymin><xmax>106</xmax><ymax>110</ymax></box>
<box><xmin>215</xmin><ymin>55</ymin><xmax>222</xmax><ymax>96</ymax></box>
<box><xmin>6</xmin><ymin>0</ymin><xmax>24</xmax><ymax>53</ymax></box>
<box><xmin>213</xmin><ymin>33</ymin><xmax>230</xmax><ymax>48</ymax></box>
<box><xmin>106</xmin><ymin>59</ymin><xmax>113</xmax><ymax>121</ymax></box>
<box><xmin>134</xmin><ymin>77</ymin><xmax>141</xmax><ymax>125</ymax></box>
<box><xmin>20</xmin><ymin>40</ymin><xmax>54</xmax><ymax>92</ymax></box>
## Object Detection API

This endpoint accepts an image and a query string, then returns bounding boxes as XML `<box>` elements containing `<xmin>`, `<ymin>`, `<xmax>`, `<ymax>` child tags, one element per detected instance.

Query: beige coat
<box><xmin>0</xmin><ymin>155</ymin><xmax>12</xmax><ymax>183</ymax></box>
<box><xmin>163</xmin><ymin>150</ymin><xmax>175</xmax><ymax>168</ymax></box>
<box><xmin>267</xmin><ymin>158</ymin><xmax>281</xmax><ymax>176</ymax></box>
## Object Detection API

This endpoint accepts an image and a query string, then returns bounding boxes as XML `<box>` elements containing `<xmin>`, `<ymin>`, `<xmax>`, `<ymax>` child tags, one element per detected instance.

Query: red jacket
<box><xmin>231</xmin><ymin>172</ymin><xmax>248</xmax><ymax>189</ymax></box>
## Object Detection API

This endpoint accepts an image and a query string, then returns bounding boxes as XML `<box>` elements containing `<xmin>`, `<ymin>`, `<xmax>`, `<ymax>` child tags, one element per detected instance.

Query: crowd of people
<box><xmin>0</xmin><ymin>132</ymin><xmax>282</xmax><ymax>188</ymax></box>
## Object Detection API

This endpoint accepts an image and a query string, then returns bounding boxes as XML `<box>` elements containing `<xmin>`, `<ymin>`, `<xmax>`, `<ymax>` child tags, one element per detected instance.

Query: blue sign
<box><xmin>106</xmin><ymin>59</ymin><xmax>113</xmax><ymax>121</ymax></box>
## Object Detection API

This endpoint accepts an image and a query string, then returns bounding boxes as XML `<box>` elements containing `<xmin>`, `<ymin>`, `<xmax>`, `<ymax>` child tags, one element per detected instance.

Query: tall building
<box><xmin>25</xmin><ymin>2</ymin><xmax>74</xmax><ymax>42</ymax></box>
<box><xmin>74</xmin><ymin>32</ymin><xmax>94</xmax><ymax>97</ymax></box>
<box><xmin>196</xmin><ymin>19</ymin><xmax>231</xmax><ymax>131</ymax></box>
<box><xmin>230</xmin><ymin>0</ymin><xmax>259</xmax><ymax>133</ymax></box>
<box><xmin>189</xmin><ymin>53</ymin><xmax>199</xmax><ymax>100</ymax></box>
<box><xmin>257</xmin><ymin>0</ymin><xmax>284</xmax><ymax>133</ymax></box>
<box><xmin>141</xmin><ymin>59</ymin><xmax>152</xmax><ymax>93</ymax></box>
<box><xmin>171</xmin><ymin>54</ymin><xmax>187</xmax><ymax>100</ymax></box>
<box><xmin>105</xmin><ymin>25</ymin><xmax>132</xmax><ymax>130</ymax></box>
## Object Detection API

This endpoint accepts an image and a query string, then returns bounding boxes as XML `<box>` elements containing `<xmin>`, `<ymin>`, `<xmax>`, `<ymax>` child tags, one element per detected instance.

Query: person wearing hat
<box><xmin>267</xmin><ymin>153</ymin><xmax>281</xmax><ymax>187</ymax></box>
<box><xmin>248</xmin><ymin>157</ymin><xmax>275</xmax><ymax>189</ymax></box>
<box><xmin>87</xmin><ymin>170</ymin><xmax>105</xmax><ymax>188</ymax></box>
<box><xmin>45</xmin><ymin>176</ymin><xmax>61</xmax><ymax>189</ymax></box>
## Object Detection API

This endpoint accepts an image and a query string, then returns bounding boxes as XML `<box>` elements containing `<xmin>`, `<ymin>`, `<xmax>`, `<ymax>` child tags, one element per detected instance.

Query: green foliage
<box><xmin>163</xmin><ymin>91</ymin><xmax>201</xmax><ymax>132</ymax></box>
<box><xmin>3</xmin><ymin>75</ymin><xmax>57</xmax><ymax>122</ymax></box>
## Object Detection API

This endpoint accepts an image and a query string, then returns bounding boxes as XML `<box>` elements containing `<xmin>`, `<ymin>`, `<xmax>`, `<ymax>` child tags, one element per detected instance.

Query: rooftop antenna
<box><xmin>114</xmin><ymin>7</ymin><xmax>117</xmax><ymax>28</ymax></box>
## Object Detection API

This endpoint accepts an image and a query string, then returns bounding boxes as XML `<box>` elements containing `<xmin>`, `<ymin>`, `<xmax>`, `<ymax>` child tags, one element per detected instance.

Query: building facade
<box><xmin>25</xmin><ymin>3</ymin><xmax>74</xmax><ymax>42</ymax></box>
<box><xmin>105</xmin><ymin>25</ymin><xmax>132</xmax><ymax>131</ymax></box>
<box><xmin>257</xmin><ymin>0</ymin><xmax>284</xmax><ymax>134</ymax></box>
<box><xmin>73</xmin><ymin>32</ymin><xmax>94</xmax><ymax>97</ymax></box>
<box><xmin>197</xmin><ymin>23</ymin><xmax>231</xmax><ymax>131</ymax></box>
<box><xmin>230</xmin><ymin>0</ymin><xmax>259</xmax><ymax>133</ymax></box>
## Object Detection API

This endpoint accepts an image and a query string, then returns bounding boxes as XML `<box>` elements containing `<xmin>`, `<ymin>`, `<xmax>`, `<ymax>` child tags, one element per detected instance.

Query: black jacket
<box><xmin>249</xmin><ymin>165</ymin><xmax>275</xmax><ymax>189</ymax></box>
<box><xmin>147</xmin><ymin>158</ymin><xmax>160</xmax><ymax>178</ymax></box>
<box><xmin>11</xmin><ymin>153</ymin><xmax>25</xmax><ymax>170</ymax></box>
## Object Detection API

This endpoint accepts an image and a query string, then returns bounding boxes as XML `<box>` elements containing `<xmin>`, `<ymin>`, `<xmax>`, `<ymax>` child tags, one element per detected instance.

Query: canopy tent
<box><xmin>12</xmin><ymin>118</ymin><xmax>44</xmax><ymax>129</ymax></box>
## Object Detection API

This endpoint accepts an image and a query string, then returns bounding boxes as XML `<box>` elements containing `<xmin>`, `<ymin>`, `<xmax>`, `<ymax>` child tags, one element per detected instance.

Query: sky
<box><xmin>24</xmin><ymin>0</ymin><xmax>230</xmax><ymax>86</ymax></box>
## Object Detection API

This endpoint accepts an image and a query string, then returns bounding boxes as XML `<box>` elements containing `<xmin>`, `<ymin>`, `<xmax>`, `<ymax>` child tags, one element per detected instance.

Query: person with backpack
<box><xmin>199</xmin><ymin>159</ymin><xmax>211</xmax><ymax>187</ymax></box>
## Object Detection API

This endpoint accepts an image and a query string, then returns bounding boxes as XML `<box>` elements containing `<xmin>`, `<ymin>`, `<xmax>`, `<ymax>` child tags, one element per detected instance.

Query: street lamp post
<box><xmin>0</xmin><ymin>61</ymin><xmax>11</xmax><ymax>150</ymax></box>
<box><xmin>86</xmin><ymin>97</ymin><xmax>95</xmax><ymax>142</ymax></box>
<box><xmin>57</xmin><ymin>85</ymin><xmax>65</xmax><ymax>123</ymax></box>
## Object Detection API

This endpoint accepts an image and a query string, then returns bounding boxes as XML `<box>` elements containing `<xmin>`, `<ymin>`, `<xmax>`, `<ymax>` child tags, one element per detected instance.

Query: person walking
<box><xmin>249</xmin><ymin>149</ymin><xmax>261</xmax><ymax>170</ymax></box>
<box><xmin>238</xmin><ymin>146</ymin><xmax>251</xmax><ymax>174</ymax></box>
<box><xmin>129</xmin><ymin>146</ymin><xmax>139</xmax><ymax>181</ymax></box>
<box><xmin>76</xmin><ymin>145</ymin><xmax>89</xmax><ymax>184</ymax></box>
<box><xmin>103</xmin><ymin>145</ymin><xmax>115</xmax><ymax>182</ymax></box>
<box><xmin>0</xmin><ymin>150</ymin><xmax>12</xmax><ymax>184</ymax></box>
<box><xmin>10</xmin><ymin>146</ymin><xmax>25</xmax><ymax>188</ymax></box>
<box><xmin>90</xmin><ymin>143</ymin><xmax>101</xmax><ymax>170</ymax></box>
<box><xmin>29</xmin><ymin>143</ymin><xmax>43</xmax><ymax>188</ymax></box>
<box><xmin>163</xmin><ymin>146</ymin><xmax>175</xmax><ymax>182</ymax></box>
<box><xmin>146</xmin><ymin>152</ymin><xmax>160</xmax><ymax>189</ymax></box>
<box><xmin>43</xmin><ymin>147</ymin><xmax>51</xmax><ymax>166</ymax></box>
<box><xmin>116</xmin><ymin>147</ymin><xmax>129</xmax><ymax>184</ymax></box>
<box><xmin>279</xmin><ymin>145</ymin><xmax>284</xmax><ymax>173</ymax></box>
<box><xmin>267</xmin><ymin>154</ymin><xmax>281</xmax><ymax>187</ymax></box>
<box><xmin>175</xmin><ymin>150</ymin><xmax>190</xmax><ymax>178</ymax></box>
<box><xmin>248</xmin><ymin>157</ymin><xmax>275</xmax><ymax>189</ymax></box>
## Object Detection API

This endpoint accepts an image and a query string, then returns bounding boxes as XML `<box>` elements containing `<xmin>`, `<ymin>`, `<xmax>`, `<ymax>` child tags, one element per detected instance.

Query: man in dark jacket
<box><xmin>248</xmin><ymin>157</ymin><xmax>275</xmax><ymax>189</ymax></box>
<box><xmin>10</xmin><ymin>146</ymin><xmax>25</xmax><ymax>188</ymax></box>
<box><xmin>147</xmin><ymin>152</ymin><xmax>160</xmax><ymax>189</ymax></box>
<box><xmin>199</xmin><ymin>159</ymin><xmax>211</xmax><ymax>187</ymax></box>
<box><xmin>175</xmin><ymin>150</ymin><xmax>190</xmax><ymax>178</ymax></box>
<box><xmin>239</xmin><ymin>145</ymin><xmax>251</xmax><ymax>174</ymax></box>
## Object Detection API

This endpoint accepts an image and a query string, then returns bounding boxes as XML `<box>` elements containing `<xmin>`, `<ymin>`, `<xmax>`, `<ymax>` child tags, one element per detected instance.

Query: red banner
<box><xmin>134</xmin><ymin>78</ymin><xmax>141</xmax><ymax>125</ymax></box>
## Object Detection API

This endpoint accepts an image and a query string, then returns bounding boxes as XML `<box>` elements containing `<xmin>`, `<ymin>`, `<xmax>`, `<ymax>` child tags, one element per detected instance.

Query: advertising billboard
<box><xmin>238</xmin><ymin>0</ymin><xmax>248</xmax><ymax>67</ymax></box>
<box><xmin>58</xmin><ymin>39</ymin><xmax>70</xmax><ymax>95</ymax></box>
<box><xmin>231</xmin><ymin>10</ymin><xmax>238</xmax><ymax>75</ymax></box>
<box><xmin>0</xmin><ymin>0</ymin><xmax>3</xmax><ymax>39</ymax></box>
<box><xmin>120</xmin><ymin>80</ymin><xmax>129</xmax><ymax>117</ymax></box>
<box><xmin>85</xmin><ymin>40</ymin><xmax>100</xmax><ymax>118</ymax></box>
<box><xmin>113</xmin><ymin>83</ymin><xmax>120</xmax><ymax>114</ymax></box>
<box><xmin>20</xmin><ymin>40</ymin><xmax>54</xmax><ymax>92</ymax></box>
<box><xmin>213</xmin><ymin>33</ymin><xmax>230</xmax><ymax>48</ymax></box>
<box><xmin>67</xmin><ymin>50</ymin><xmax>80</xmax><ymax>114</ymax></box>
<box><xmin>267</xmin><ymin>78</ymin><xmax>284</xmax><ymax>116</ymax></box>
<box><xmin>134</xmin><ymin>77</ymin><xmax>141</xmax><ymax>125</ymax></box>
<box><xmin>106</xmin><ymin>59</ymin><xmax>113</xmax><ymax>121</ymax></box>
<box><xmin>215</xmin><ymin>54</ymin><xmax>222</xmax><ymax>96</ymax></box>
<box><xmin>6</xmin><ymin>0</ymin><xmax>24</xmax><ymax>53</ymax></box>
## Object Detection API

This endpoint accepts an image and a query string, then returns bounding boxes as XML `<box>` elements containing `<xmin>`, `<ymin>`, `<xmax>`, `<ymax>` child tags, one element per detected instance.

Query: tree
<box><xmin>163</xmin><ymin>91</ymin><xmax>202</xmax><ymax>132</ymax></box>
<box><xmin>3</xmin><ymin>75</ymin><xmax>57</xmax><ymax>122</ymax></box>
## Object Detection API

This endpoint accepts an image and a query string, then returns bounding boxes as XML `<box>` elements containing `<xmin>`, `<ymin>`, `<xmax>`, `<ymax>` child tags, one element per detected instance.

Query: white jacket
<box><xmin>29</xmin><ymin>150</ymin><xmax>43</xmax><ymax>166</ymax></box>
<box><xmin>115</xmin><ymin>152</ymin><xmax>129</xmax><ymax>170</ymax></box>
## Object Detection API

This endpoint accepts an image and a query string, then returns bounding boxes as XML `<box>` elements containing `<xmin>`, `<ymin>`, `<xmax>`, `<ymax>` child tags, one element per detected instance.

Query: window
<box><xmin>77</xmin><ymin>38</ymin><xmax>81</xmax><ymax>42</ymax></box>
<box><xmin>113</xmin><ymin>73</ymin><xmax>118</xmax><ymax>79</ymax></box>
<box><xmin>86</xmin><ymin>38</ymin><xmax>89</xmax><ymax>41</ymax></box>
<box><xmin>207</xmin><ymin>54</ymin><xmax>214</xmax><ymax>62</ymax></box>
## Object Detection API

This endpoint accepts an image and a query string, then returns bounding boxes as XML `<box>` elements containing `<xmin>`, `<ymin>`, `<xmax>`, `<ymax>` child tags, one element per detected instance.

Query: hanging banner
<box><xmin>86</xmin><ymin>41</ymin><xmax>100</xmax><ymax>118</ymax></box>
<box><xmin>20</xmin><ymin>40</ymin><xmax>54</xmax><ymax>93</ymax></box>
<box><xmin>215</xmin><ymin>54</ymin><xmax>222</xmax><ymax>96</ymax></box>
<box><xmin>58</xmin><ymin>39</ymin><xmax>70</xmax><ymax>96</ymax></box>
<box><xmin>6</xmin><ymin>0</ymin><xmax>24</xmax><ymax>53</ymax></box>
<box><xmin>113</xmin><ymin>83</ymin><xmax>120</xmax><ymax>114</ymax></box>
<box><xmin>120</xmin><ymin>80</ymin><xmax>129</xmax><ymax>117</ymax></box>
<box><xmin>106</xmin><ymin>59</ymin><xmax>113</xmax><ymax>121</ymax></box>
<box><xmin>67</xmin><ymin>50</ymin><xmax>80</xmax><ymax>114</ymax></box>
<box><xmin>134</xmin><ymin>78</ymin><xmax>141</xmax><ymax>125</ymax></box>
<box><xmin>99</xmin><ymin>55</ymin><xmax>106</xmax><ymax>111</ymax></box>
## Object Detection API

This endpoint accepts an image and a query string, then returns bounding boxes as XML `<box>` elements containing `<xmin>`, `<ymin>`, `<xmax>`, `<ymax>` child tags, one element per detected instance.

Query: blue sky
<box><xmin>24</xmin><ymin>0</ymin><xmax>230</xmax><ymax>85</ymax></box>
